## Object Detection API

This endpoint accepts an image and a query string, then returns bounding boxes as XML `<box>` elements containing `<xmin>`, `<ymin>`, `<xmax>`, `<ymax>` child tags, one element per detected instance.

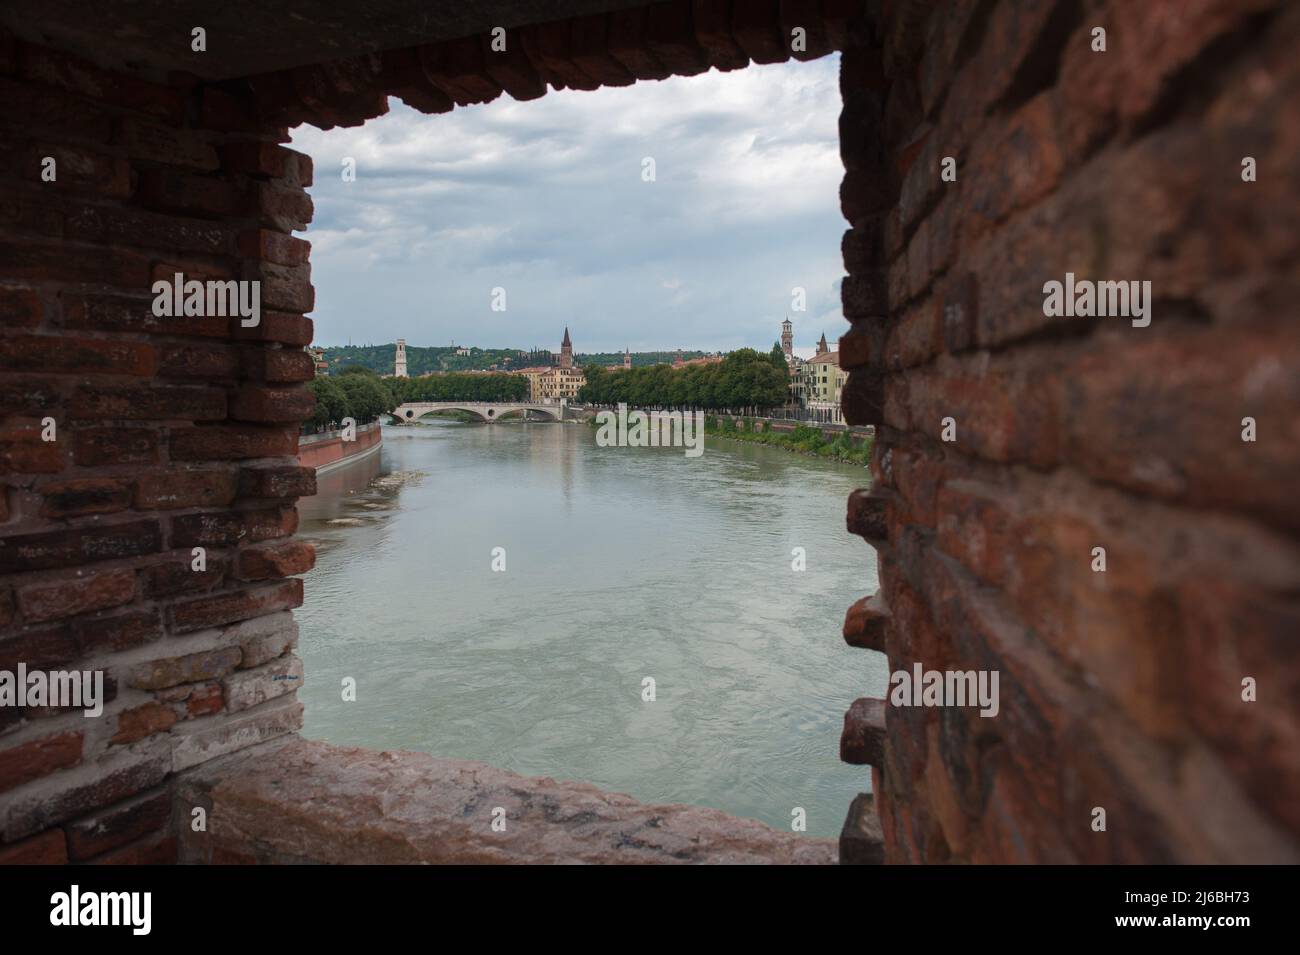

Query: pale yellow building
<box><xmin>802</xmin><ymin>333</ymin><xmax>846</xmax><ymax>423</ymax></box>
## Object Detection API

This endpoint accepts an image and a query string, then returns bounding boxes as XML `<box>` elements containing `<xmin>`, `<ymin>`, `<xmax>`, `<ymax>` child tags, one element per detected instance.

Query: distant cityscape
<box><xmin>307</xmin><ymin>319</ymin><xmax>848</xmax><ymax>423</ymax></box>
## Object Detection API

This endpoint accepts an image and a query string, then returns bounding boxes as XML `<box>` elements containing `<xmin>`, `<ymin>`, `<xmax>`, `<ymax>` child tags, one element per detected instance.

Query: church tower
<box><xmin>559</xmin><ymin>327</ymin><xmax>573</xmax><ymax>369</ymax></box>
<box><xmin>816</xmin><ymin>332</ymin><xmax>828</xmax><ymax>355</ymax></box>
<box><xmin>781</xmin><ymin>318</ymin><xmax>793</xmax><ymax>358</ymax></box>
<box><xmin>394</xmin><ymin>338</ymin><xmax>408</xmax><ymax>377</ymax></box>
<box><xmin>623</xmin><ymin>347</ymin><xmax>631</xmax><ymax>370</ymax></box>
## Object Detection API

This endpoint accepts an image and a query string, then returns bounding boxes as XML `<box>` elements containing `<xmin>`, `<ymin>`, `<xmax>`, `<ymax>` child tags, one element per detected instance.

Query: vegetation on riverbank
<box><xmin>705</xmin><ymin>416</ymin><xmax>872</xmax><ymax>466</ymax></box>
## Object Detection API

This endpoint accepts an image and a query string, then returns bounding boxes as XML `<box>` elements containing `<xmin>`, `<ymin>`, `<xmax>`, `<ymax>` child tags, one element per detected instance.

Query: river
<box><xmin>296</xmin><ymin>418</ymin><xmax>886</xmax><ymax>837</ymax></box>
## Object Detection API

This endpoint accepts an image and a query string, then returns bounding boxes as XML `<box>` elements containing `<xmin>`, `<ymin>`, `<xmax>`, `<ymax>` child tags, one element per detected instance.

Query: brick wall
<box><xmin>2</xmin><ymin>0</ymin><xmax>1296</xmax><ymax>865</ymax></box>
<box><xmin>838</xmin><ymin>0</ymin><xmax>1300</xmax><ymax>862</ymax></box>
<box><xmin>0</xmin><ymin>31</ymin><xmax>317</xmax><ymax>863</ymax></box>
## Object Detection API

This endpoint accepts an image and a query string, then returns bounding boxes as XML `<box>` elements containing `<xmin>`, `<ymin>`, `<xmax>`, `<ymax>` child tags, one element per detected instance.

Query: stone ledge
<box><xmin>176</xmin><ymin>737</ymin><xmax>837</xmax><ymax>864</ymax></box>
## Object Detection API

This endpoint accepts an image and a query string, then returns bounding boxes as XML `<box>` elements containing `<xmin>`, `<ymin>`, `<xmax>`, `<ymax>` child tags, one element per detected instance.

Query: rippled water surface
<box><xmin>297</xmin><ymin>419</ymin><xmax>885</xmax><ymax>836</ymax></box>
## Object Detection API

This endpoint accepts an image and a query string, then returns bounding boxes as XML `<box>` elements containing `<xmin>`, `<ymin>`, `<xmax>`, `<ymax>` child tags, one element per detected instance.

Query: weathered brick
<box><xmin>17</xmin><ymin>568</ymin><xmax>136</xmax><ymax>624</ymax></box>
<box><xmin>170</xmin><ymin>424</ymin><xmax>297</xmax><ymax>461</ymax></box>
<box><xmin>137</xmin><ymin>168</ymin><xmax>237</xmax><ymax>218</ymax></box>
<box><xmin>237</xmin><ymin>228</ymin><xmax>310</xmax><ymax>266</ymax></box>
<box><xmin>73</xmin><ymin>426</ymin><xmax>160</xmax><ymax>466</ymax></box>
<box><xmin>169</xmin><ymin>579</ymin><xmax>303</xmax><ymax>633</ymax></box>
<box><xmin>111</xmin><ymin>702</ymin><xmax>179</xmax><ymax>745</ymax></box>
<box><xmin>38</xmin><ymin>477</ymin><xmax>133</xmax><ymax>518</ymax></box>
<box><xmin>223</xmin><ymin>654</ymin><xmax>303</xmax><ymax>712</ymax></box>
<box><xmin>133</xmin><ymin>466</ymin><xmax>237</xmax><ymax>510</ymax></box>
<box><xmin>0</xmin><ymin>429</ymin><xmax>64</xmax><ymax>474</ymax></box>
<box><xmin>236</xmin><ymin>539</ymin><xmax>315</xmax><ymax>580</ymax></box>
<box><xmin>70</xmin><ymin>383</ymin><xmax>226</xmax><ymax>421</ymax></box>
<box><xmin>0</xmin><ymin>285</ymin><xmax>41</xmax><ymax>328</ymax></box>
<box><xmin>128</xmin><ymin>645</ymin><xmax>243</xmax><ymax>691</ymax></box>
<box><xmin>0</xmin><ymin>731</ymin><xmax>83</xmax><ymax>793</ymax></box>
<box><xmin>240</xmin><ymin>346</ymin><xmax>315</xmax><ymax>383</ymax></box>
<box><xmin>0</xmin><ymin>828</ymin><xmax>67</xmax><ymax>864</ymax></box>
<box><xmin>230</xmin><ymin>384</ymin><xmax>315</xmax><ymax>423</ymax></box>
<box><xmin>0</xmin><ymin>520</ymin><xmax>161</xmax><ymax>574</ymax></box>
<box><xmin>0</xmin><ymin>335</ymin><xmax>155</xmax><ymax>376</ymax></box>
<box><xmin>71</xmin><ymin>608</ymin><xmax>163</xmax><ymax>655</ymax></box>
<box><xmin>238</xmin><ymin>464</ymin><xmax>316</xmax><ymax>499</ymax></box>
<box><xmin>172</xmin><ymin>507</ymin><xmax>297</xmax><ymax>548</ymax></box>
<box><xmin>65</xmin><ymin>790</ymin><xmax>171</xmax><ymax>860</ymax></box>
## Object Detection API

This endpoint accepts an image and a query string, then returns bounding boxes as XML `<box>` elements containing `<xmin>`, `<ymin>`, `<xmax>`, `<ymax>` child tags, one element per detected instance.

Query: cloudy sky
<box><xmin>290</xmin><ymin>53</ymin><xmax>845</xmax><ymax>357</ymax></box>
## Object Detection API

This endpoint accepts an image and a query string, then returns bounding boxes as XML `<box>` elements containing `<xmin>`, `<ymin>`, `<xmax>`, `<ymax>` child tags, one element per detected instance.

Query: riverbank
<box><xmin>298</xmin><ymin>420</ymin><xmax>383</xmax><ymax>474</ymax></box>
<box><xmin>704</xmin><ymin>415</ymin><xmax>872</xmax><ymax>466</ymax></box>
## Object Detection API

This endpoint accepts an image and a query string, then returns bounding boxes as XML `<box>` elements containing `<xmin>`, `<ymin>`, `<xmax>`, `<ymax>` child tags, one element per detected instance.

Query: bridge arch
<box><xmin>390</xmin><ymin>401</ymin><xmax>565</xmax><ymax>423</ymax></box>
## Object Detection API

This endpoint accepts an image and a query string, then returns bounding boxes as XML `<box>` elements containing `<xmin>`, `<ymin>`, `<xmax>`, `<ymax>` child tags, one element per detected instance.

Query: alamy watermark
<box><xmin>151</xmin><ymin>272</ymin><xmax>261</xmax><ymax>327</ymax></box>
<box><xmin>1042</xmin><ymin>272</ymin><xmax>1151</xmax><ymax>327</ymax></box>
<box><xmin>0</xmin><ymin>664</ymin><xmax>105</xmax><ymax>717</ymax></box>
<box><xmin>595</xmin><ymin>403</ymin><xmax>704</xmax><ymax>458</ymax></box>
<box><xmin>889</xmin><ymin>663</ymin><xmax>1000</xmax><ymax>718</ymax></box>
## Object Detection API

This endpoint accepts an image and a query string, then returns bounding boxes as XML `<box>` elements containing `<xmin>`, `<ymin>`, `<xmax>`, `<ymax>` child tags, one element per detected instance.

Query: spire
<box><xmin>817</xmin><ymin>332</ymin><xmax>828</xmax><ymax>354</ymax></box>
<box><xmin>562</xmin><ymin>327</ymin><xmax>571</xmax><ymax>347</ymax></box>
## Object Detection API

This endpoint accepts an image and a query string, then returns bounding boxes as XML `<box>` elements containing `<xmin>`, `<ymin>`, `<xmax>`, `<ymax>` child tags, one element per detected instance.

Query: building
<box><xmin>307</xmin><ymin>345</ymin><xmax>328</xmax><ymax>376</ymax></box>
<box><xmin>802</xmin><ymin>332</ymin><xmax>847</xmax><ymax>423</ymax></box>
<box><xmin>781</xmin><ymin>317</ymin><xmax>793</xmax><ymax>358</ymax></box>
<box><xmin>623</xmin><ymin>348</ymin><xmax>631</xmax><ymax>370</ymax></box>
<box><xmin>517</xmin><ymin>329</ymin><xmax>585</xmax><ymax>401</ymax></box>
<box><xmin>394</xmin><ymin>339</ymin><xmax>407</xmax><ymax>377</ymax></box>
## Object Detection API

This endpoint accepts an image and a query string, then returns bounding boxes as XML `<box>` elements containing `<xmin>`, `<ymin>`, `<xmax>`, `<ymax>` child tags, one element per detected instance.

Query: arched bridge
<box><xmin>389</xmin><ymin>401</ymin><xmax>567</xmax><ymax>423</ymax></box>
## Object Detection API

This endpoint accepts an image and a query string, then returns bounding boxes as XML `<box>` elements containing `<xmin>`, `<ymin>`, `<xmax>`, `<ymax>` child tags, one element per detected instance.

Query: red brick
<box><xmin>732</xmin><ymin>0</ymin><xmax>787</xmax><ymax>64</ymax></box>
<box><xmin>30</xmin><ymin>143</ymin><xmax>131</xmax><ymax>196</ymax></box>
<box><xmin>157</xmin><ymin>342</ymin><xmax>240</xmax><ymax>379</ymax></box>
<box><xmin>420</xmin><ymin>36</ymin><xmax>506</xmax><ymax>104</ymax></box>
<box><xmin>0</xmin><ymin>335</ymin><xmax>155</xmax><ymax>376</ymax></box>
<box><xmin>240</xmin><ymin>346</ymin><xmax>315</xmax><ymax>383</ymax></box>
<box><xmin>481</xmin><ymin>28</ymin><xmax>551</xmax><ymax>100</ymax></box>
<box><xmin>70</xmin><ymin>383</ymin><xmax>226</xmax><ymax>421</ymax></box>
<box><xmin>692</xmin><ymin>0</ymin><xmax>750</xmax><ymax>71</ymax></box>
<box><xmin>38</xmin><ymin>477</ymin><xmax>132</xmax><ymax>518</ymax></box>
<box><xmin>233</xmin><ymin>311</ymin><xmax>313</xmax><ymax>347</ymax></box>
<box><xmin>257</xmin><ymin>261</ymin><xmax>315</xmax><ymax>313</ymax></box>
<box><xmin>0</xmin><ymin>374</ymin><xmax>59</xmax><ymax>416</ymax></box>
<box><xmin>0</xmin><ymin>520</ymin><xmax>162</xmax><ymax>575</ymax></box>
<box><xmin>17</xmin><ymin>569</ymin><xmax>136</xmax><ymax>624</ymax></box>
<box><xmin>133</xmin><ymin>466</ymin><xmax>237</xmax><ymax>510</ymax></box>
<box><xmin>137</xmin><ymin>168</ymin><xmax>237</xmax><ymax>218</ymax></box>
<box><xmin>645</xmin><ymin>1</ymin><xmax>710</xmax><ymax>76</ymax></box>
<box><xmin>63</xmin><ymin>293</ymin><xmax>228</xmax><ymax>340</ymax></box>
<box><xmin>169</xmin><ymin>579</ymin><xmax>303</xmax><ymax>633</ymax></box>
<box><xmin>0</xmin><ymin>626</ymin><xmax>79</xmax><ymax>672</ymax></box>
<box><xmin>0</xmin><ymin>828</ymin><xmax>68</xmax><ymax>864</ymax></box>
<box><xmin>0</xmin><ymin>75</ymin><xmax>113</xmax><ymax>141</ymax></box>
<box><xmin>219</xmin><ymin>141</ymin><xmax>288</xmax><ymax>178</ymax></box>
<box><xmin>142</xmin><ymin>554</ymin><xmax>227</xmax><ymax>598</ymax></box>
<box><xmin>237</xmin><ymin>540</ymin><xmax>316</xmax><ymax>580</ymax></box>
<box><xmin>199</xmin><ymin>86</ymin><xmax>259</xmax><ymax>132</ymax></box>
<box><xmin>238</xmin><ymin>464</ymin><xmax>316</xmax><ymax>499</ymax></box>
<box><xmin>128</xmin><ymin>645</ymin><xmax>243</xmax><ymax>690</ymax></box>
<box><xmin>170</xmin><ymin>424</ymin><xmax>297</xmax><ymax>461</ymax></box>
<box><xmin>65</xmin><ymin>790</ymin><xmax>171</xmax><ymax>860</ymax></box>
<box><xmin>172</xmin><ymin>506</ymin><xmax>297</xmax><ymax>548</ymax></box>
<box><xmin>73</xmin><ymin>427</ymin><xmax>160</xmax><ymax>466</ymax></box>
<box><xmin>20</xmin><ymin>44</ymin><xmax>183</xmax><ymax>122</ymax></box>
<box><xmin>238</xmin><ymin>228</ymin><xmax>310</xmax><ymax>266</ymax></box>
<box><xmin>230</xmin><ymin>384</ymin><xmax>315</xmax><ymax>423</ymax></box>
<box><xmin>0</xmin><ymin>285</ymin><xmax>41</xmax><ymax>328</ymax></box>
<box><xmin>607</xmin><ymin>8</ymin><xmax>671</xmax><ymax>80</ymax></box>
<box><xmin>0</xmin><ymin>429</ymin><xmax>64</xmax><ymax>474</ymax></box>
<box><xmin>89</xmin><ymin>834</ymin><xmax>177</xmax><ymax>865</ymax></box>
<box><xmin>248</xmin><ymin>182</ymin><xmax>313</xmax><ymax>232</ymax></box>
<box><xmin>111</xmin><ymin>702</ymin><xmax>179</xmax><ymax>745</ymax></box>
<box><xmin>71</xmin><ymin>608</ymin><xmax>163</xmax><ymax>655</ymax></box>
<box><xmin>0</xmin><ymin>731</ymin><xmax>83</xmax><ymax>793</ymax></box>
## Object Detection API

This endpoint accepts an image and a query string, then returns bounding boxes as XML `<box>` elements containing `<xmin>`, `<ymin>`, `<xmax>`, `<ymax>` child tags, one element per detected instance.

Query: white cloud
<box><xmin>290</xmin><ymin>54</ymin><xmax>846</xmax><ymax>353</ymax></box>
